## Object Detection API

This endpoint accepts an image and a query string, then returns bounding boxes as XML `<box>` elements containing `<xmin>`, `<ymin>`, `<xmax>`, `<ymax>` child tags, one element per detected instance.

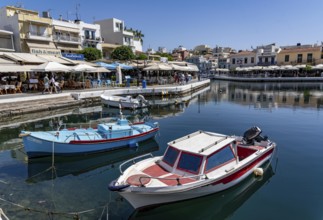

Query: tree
<box><xmin>111</xmin><ymin>46</ymin><xmax>135</xmax><ymax>61</ymax></box>
<box><xmin>79</xmin><ymin>47</ymin><xmax>102</xmax><ymax>61</ymax></box>
<box><xmin>156</xmin><ymin>52</ymin><xmax>174</xmax><ymax>61</ymax></box>
<box><xmin>136</xmin><ymin>53</ymin><xmax>148</xmax><ymax>60</ymax></box>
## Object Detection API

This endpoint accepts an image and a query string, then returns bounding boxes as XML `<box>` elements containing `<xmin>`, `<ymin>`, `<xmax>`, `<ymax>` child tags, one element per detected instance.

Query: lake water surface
<box><xmin>0</xmin><ymin>80</ymin><xmax>323</xmax><ymax>219</ymax></box>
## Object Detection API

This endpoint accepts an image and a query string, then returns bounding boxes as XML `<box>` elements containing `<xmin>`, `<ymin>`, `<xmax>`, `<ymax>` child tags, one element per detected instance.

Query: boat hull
<box><xmin>119</xmin><ymin>149</ymin><xmax>274</xmax><ymax>209</ymax></box>
<box><xmin>101</xmin><ymin>95</ymin><xmax>149</xmax><ymax>109</ymax></box>
<box><xmin>22</xmin><ymin>128</ymin><xmax>158</xmax><ymax>158</ymax></box>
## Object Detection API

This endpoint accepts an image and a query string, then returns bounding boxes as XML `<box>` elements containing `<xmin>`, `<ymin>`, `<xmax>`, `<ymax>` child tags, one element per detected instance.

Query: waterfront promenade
<box><xmin>0</xmin><ymin>79</ymin><xmax>210</xmax><ymax>117</ymax></box>
<box><xmin>211</xmin><ymin>74</ymin><xmax>323</xmax><ymax>82</ymax></box>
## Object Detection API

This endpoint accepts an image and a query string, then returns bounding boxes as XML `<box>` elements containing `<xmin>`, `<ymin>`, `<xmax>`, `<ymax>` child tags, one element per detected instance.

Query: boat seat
<box><xmin>126</xmin><ymin>174</ymin><xmax>151</xmax><ymax>186</ymax></box>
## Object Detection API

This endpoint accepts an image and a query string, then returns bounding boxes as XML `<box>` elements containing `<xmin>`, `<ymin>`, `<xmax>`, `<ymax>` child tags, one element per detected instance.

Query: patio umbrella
<box><xmin>143</xmin><ymin>63</ymin><xmax>172</xmax><ymax>71</ymax></box>
<box><xmin>96</xmin><ymin>62</ymin><xmax>117</xmax><ymax>70</ymax></box>
<box><xmin>31</xmin><ymin>61</ymin><xmax>71</xmax><ymax>72</ymax></box>
<box><xmin>72</xmin><ymin>64</ymin><xmax>97</xmax><ymax>89</ymax></box>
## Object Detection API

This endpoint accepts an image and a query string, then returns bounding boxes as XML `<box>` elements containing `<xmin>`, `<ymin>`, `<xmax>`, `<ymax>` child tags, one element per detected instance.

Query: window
<box><xmin>285</xmin><ymin>55</ymin><xmax>289</xmax><ymax>62</ymax></box>
<box><xmin>297</xmin><ymin>54</ymin><xmax>303</xmax><ymax>63</ymax></box>
<box><xmin>251</xmin><ymin>57</ymin><xmax>254</xmax><ymax>63</ymax></box>
<box><xmin>265</xmin><ymin>57</ymin><xmax>268</xmax><ymax>63</ymax></box>
<box><xmin>232</xmin><ymin>58</ymin><xmax>235</xmax><ymax>64</ymax></box>
<box><xmin>205</xmin><ymin>145</ymin><xmax>235</xmax><ymax>173</ymax></box>
<box><xmin>84</xmin><ymin>30</ymin><xmax>90</xmax><ymax>39</ymax></box>
<box><xmin>177</xmin><ymin>152</ymin><xmax>203</xmax><ymax>174</ymax></box>
<box><xmin>307</xmin><ymin>53</ymin><xmax>313</xmax><ymax>63</ymax></box>
<box><xmin>162</xmin><ymin>146</ymin><xmax>179</xmax><ymax>166</ymax></box>
<box><xmin>244</xmin><ymin>57</ymin><xmax>248</xmax><ymax>64</ymax></box>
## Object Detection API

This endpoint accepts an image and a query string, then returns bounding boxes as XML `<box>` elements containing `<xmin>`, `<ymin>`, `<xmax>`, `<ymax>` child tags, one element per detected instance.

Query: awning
<box><xmin>0</xmin><ymin>65</ymin><xmax>33</xmax><ymax>73</ymax></box>
<box><xmin>54</xmin><ymin>26</ymin><xmax>79</xmax><ymax>33</ymax></box>
<box><xmin>36</xmin><ymin>55</ymin><xmax>76</xmax><ymax>65</ymax></box>
<box><xmin>27</xmin><ymin>41</ymin><xmax>57</xmax><ymax>49</ymax></box>
<box><xmin>0</xmin><ymin>57</ymin><xmax>15</xmax><ymax>64</ymax></box>
<box><xmin>26</xmin><ymin>19</ymin><xmax>50</xmax><ymax>25</ymax></box>
<box><xmin>101</xmin><ymin>43</ymin><xmax>121</xmax><ymax>49</ymax></box>
<box><xmin>3</xmin><ymin>53</ymin><xmax>46</xmax><ymax>63</ymax></box>
<box><xmin>56</xmin><ymin>45</ymin><xmax>81</xmax><ymax>51</ymax></box>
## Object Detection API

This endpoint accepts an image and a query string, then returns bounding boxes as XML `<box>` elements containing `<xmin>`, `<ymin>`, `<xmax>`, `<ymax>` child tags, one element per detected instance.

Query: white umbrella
<box><xmin>72</xmin><ymin>64</ymin><xmax>97</xmax><ymax>72</ymax></box>
<box><xmin>31</xmin><ymin>61</ymin><xmax>71</xmax><ymax>72</ymax></box>
<box><xmin>143</xmin><ymin>63</ymin><xmax>172</xmax><ymax>71</ymax></box>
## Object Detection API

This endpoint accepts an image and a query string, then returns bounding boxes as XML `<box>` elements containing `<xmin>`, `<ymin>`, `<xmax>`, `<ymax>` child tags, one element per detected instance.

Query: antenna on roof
<box><xmin>75</xmin><ymin>3</ymin><xmax>81</xmax><ymax>20</ymax></box>
<box><xmin>14</xmin><ymin>2</ymin><xmax>23</xmax><ymax>8</ymax></box>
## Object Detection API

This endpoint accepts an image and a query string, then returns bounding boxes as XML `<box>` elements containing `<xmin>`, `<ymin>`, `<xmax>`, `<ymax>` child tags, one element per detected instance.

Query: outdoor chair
<box><xmin>15</xmin><ymin>81</ymin><xmax>22</xmax><ymax>93</ymax></box>
<box><xmin>106</xmin><ymin>80</ymin><xmax>111</xmax><ymax>87</ymax></box>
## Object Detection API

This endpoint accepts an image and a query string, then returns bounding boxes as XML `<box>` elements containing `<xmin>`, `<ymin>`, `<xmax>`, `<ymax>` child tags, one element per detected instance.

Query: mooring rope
<box><xmin>0</xmin><ymin>196</ymin><xmax>107</xmax><ymax>219</ymax></box>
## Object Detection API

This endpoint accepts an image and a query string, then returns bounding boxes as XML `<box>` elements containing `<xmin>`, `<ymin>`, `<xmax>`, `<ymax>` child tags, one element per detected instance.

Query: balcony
<box><xmin>257</xmin><ymin>61</ymin><xmax>277</xmax><ymax>66</ymax></box>
<box><xmin>27</xmin><ymin>31</ymin><xmax>51</xmax><ymax>42</ymax></box>
<box><xmin>84</xmin><ymin>36</ymin><xmax>101</xmax><ymax>42</ymax></box>
<box><xmin>53</xmin><ymin>34</ymin><xmax>81</xmax><ymax>45</ymax></box>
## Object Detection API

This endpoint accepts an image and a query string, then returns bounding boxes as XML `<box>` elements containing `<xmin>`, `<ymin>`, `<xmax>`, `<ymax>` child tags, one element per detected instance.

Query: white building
<box><xmin>256</xmin><ymin>43</ymin><xmax>280</xmax><ymax>66</ymax></box>
<box><xmin>76</xmin><ymin>20</ymin><xmax>102</xmax><ymax>52</ymax></box>
<box><xmin>94</xmin><ymin>18</ymin><xmax>143</xmax><ymax>53</ymax></box>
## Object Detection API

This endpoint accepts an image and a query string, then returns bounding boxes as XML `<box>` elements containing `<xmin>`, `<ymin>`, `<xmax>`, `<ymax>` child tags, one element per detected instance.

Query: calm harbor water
<box><xmin>0</xmin><ymin>80</ymin><xmax>323</xmax><ymax>219</ymax></box>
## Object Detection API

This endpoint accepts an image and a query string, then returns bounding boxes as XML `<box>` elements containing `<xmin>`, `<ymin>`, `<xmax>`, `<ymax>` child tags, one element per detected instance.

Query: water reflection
<box><xmin>11</xmin><ymin>139</ymin><xmax>159</xmax><ymax>183</ymax></box>
<box><xmin>210</xmin><ymin>81</ymin><xmax>323</xmax><ymax>110</ymax></box>
<box><xmin>130</xmin><ymin>163</ymin><xmax>274</xmax><ymax>220</ymax></box>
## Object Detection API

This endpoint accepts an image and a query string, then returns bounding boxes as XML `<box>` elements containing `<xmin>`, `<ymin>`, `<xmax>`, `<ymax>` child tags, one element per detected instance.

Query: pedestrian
<box><xmin>42</xmin><ymin>74</ymin><xmax>50</xmax><ymax>94</ymax></box>
<box><xmin>50</xmin><ymin>75</ymin><xmax>57</xmax><ymax>94</ymax></box>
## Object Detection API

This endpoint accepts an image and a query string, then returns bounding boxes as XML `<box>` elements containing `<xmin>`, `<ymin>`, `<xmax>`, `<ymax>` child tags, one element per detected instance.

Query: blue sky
<box><xmin>1</xmin><ymin>0</ymin><xmax>323</xmax><ymax>52</ymax></box>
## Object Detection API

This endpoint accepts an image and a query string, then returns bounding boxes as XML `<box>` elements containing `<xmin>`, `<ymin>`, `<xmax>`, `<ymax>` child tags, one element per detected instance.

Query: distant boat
<box><xmin>19</xmin><ymin>113</ymin><xmax>159</xmax><ymax>158</ymax></box>
<box><xmin>109</xmin><ymin>126</ymin><xmax>276</xmax><ymax>209</ymax></box>
<box><xmin>101</xmin><ymin>94</ymin><xmax>149</xmax><ymax>109</ymax></box>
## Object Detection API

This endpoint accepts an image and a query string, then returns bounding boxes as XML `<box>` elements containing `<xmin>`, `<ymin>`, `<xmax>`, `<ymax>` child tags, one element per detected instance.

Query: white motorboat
<box><xmin>101</xmin><ymin>94</ymin><xmax>149</xmax><ymax>109</ymax></box>
<box><xmin>108</xmin><ymin>126</ymin><xmax>276</xmax><ymax>209</ymax></box>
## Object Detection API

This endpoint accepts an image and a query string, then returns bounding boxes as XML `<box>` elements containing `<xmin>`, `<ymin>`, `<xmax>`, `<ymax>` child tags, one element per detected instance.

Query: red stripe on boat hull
<box><xmin>213</xmin><ymin>148</ymin><xmax>274</xmax><ymax>185</ymax></box>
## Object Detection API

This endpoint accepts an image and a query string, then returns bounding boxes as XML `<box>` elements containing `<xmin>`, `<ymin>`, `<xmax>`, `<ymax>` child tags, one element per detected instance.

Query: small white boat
<box><xmin>101</xmin><ymin>94</ymin><xmax>149</xmax><ymax>109</ymax></box>
<box><xmin>109</xmin><ymin>127</ymin><xmax>276</xmax><ymax>209</ymax></box>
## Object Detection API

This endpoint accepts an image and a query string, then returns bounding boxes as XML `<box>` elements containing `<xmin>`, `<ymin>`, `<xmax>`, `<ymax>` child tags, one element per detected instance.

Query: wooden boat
<box><xmin>19</xmin><ymin>115</ymin><xmax>159</xmax><ymax>158</ymax></box>
<box><xmin>108</xmin><ymin>126</ymin><xmax>276</xmax><ymax>209</ymax></box>
<box><xmin>101</xmin><ymin>94</ymin><xmax>149</xmax><ymax>109</ymax></box>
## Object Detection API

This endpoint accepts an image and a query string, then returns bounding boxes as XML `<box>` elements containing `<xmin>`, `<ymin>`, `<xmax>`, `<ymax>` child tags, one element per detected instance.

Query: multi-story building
<box><xmin>186</xmin><ymin>55</ymin><xmax>212</xmax><ymax>74</ymax></box>
<box><xmin>276</xmin><ymin>43</ymin><xmax>323</xmax><ymax>66</ymax></box>
<box><xmin>230</xmin><ymin>50</ymin><xmax>256</xmax><ymax>69</ymax></box>
<box><xmin>77</xmin><ymin>20</ymin><xmax>102</xmax><ymax>52</ymax></box>
<box><xmin>0</xmin><ymin>29</ymin><xmax>15</xmax><ymax>52</ymax></box>
<box><xmin>256</xmin><ymin>43</ymin><xmax>280</xmax><ymax>66</ymax></box>
<box><xmin>95</xmin><ymin>18</ymin><xmax>143</xmax><ymax>59</ymax></box>
<box><xmin>52</xmin><ymin>16</ymin><xmax>82</xmax><ymax>55</ymax></box>
<box><xmin>158</xmin><ymin>47</ymin><xmax>167</xmax><ymax>53</ymax></box>
<box><xmin>0</xmin><ymin>6</ymin><xmax>60</xmax><ymax>55</ymax></box>
<box><xmin>213</xmin><ymin>46</ymin><xmax>233</xmax><ymax>69</ymax></box>
<box><xmin>193</xmin><ymin>45</ymin><xmax>212</xmax><ymax>55</ymax></box>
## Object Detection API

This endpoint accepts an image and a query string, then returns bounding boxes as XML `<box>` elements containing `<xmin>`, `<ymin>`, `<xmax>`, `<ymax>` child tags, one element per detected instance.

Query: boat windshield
<box><xmin>177</xmin><ymin>152</ymin><xmax>203</xmax><ymax>174</ymax></box>
<box><xmin>162</xmin><ymin>146</ymin><xmax>180</xmax><ymax>166</ymax></box>
<box><xmin>205</xmin><ymin>145</ymin><xmax>235</xmax><ymax>173</ymax></box>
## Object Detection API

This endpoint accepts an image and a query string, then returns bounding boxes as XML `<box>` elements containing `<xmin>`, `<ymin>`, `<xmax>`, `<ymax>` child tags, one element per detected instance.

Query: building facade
<box><xmin>230</xmin><ymin>50</ymin><xmax>256</xmax><ymax>69</ymax></box>
<box><xmin>0</xmin><ymin>6</ymin><xmax>60</xmax><ymax>55</ymax></box>
<box><xmin>276</xmin><ymin>44</ymin><xmax>323</xmax><ymax>66</ymax></box>
<box><xmin>256</xmin><ymin>43</ymin><xmax>280</xmax><ymax>66</ymax></box>
<box><xmin>95</xmin><ymin>18</ymin><xmax>143</xmax><ymax>59</ymax></box>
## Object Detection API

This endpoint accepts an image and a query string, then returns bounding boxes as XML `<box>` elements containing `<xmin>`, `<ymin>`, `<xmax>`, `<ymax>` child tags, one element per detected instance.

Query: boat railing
<box><xmin>138</xmin><ymin>173</ymin><xmax>208</xmax><ymax>186</ymax></box>
<box><xmin>119</xmin><ymin>153</ymin><xmax>154</xmax><ymax>174</ymax></box>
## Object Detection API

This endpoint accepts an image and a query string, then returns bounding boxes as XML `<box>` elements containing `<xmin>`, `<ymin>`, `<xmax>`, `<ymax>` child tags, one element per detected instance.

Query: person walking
<box><xmin>42</xmin><ymin>74</ymin><xmax>50</xmax><ymax>94</ymax></box>
<box><xmin>49</xmin><ymin>75</ymin><xmax>57</xmax><ymax>94</ymax></box>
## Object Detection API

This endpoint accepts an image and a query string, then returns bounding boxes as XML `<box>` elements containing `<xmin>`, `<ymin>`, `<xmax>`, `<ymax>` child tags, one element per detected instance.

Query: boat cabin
<box><xmin>156</xmin><ymin>131</ymin><xmax>239</xmax><ymax>178</ymax></box>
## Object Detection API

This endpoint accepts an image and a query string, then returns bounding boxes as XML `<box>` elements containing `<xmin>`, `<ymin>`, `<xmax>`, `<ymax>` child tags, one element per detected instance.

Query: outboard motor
<box><xmin>243</xmin><ymin>126</ymin><xmax>263</xmax><ymax>144</ymax></box>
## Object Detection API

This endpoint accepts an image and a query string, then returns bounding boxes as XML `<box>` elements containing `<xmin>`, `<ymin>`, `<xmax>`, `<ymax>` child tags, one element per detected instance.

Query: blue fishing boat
<box><xmin>19</xmin><ymin>115</ymin><xmax>159</xmax><ymax>158</ymax></box>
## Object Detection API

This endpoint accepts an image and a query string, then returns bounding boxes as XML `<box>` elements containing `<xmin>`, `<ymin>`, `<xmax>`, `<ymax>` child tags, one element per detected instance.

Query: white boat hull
<box><xmin>119</xmin><ymin>152</ymin><xmax>273</xmax><ymax>209</ymax></box>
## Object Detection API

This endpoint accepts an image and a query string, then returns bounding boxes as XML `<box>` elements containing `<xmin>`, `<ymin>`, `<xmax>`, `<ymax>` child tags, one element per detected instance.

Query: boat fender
<box><xmin>253</xmin><ymin>168</ymin><xmax>264</xmax><ymax>176</ymax></box>
<box><xmin>108</xmin><ymin>180</ymin><xmax>130</xmax><ymax>191</ymax></box>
